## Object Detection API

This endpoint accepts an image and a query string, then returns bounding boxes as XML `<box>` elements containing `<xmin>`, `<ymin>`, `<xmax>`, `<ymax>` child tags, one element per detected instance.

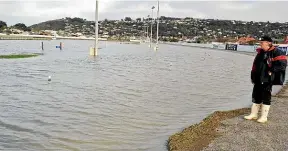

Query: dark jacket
<box><xmin>251</xmin><ymin>47</ymin><xmax>287</xmax><ymax>85</ymax></box>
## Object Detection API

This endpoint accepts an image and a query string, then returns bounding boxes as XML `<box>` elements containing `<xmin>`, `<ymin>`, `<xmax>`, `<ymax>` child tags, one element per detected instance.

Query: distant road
<box><xmin>0</xmin><ymin>34</ymin><xmax>108</xmax><ymax>41</ymax></box>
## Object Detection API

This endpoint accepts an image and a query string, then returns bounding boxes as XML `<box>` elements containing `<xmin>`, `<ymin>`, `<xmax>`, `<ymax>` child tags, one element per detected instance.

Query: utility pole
<box><xmin>155</xmin><ymin>0</ymin><xmax>159</xmax><ymax>51</ymax></box>
<box><xmin>150</xmin><ymin>6</ymin><xmax>155</xmax><ymax>48</ymax></box>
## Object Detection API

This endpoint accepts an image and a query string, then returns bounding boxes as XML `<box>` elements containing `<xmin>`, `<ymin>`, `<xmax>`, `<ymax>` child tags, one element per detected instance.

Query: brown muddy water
<box><xmin>0</xmin><ymin>40</ymin><xmax>281</xmax><ymax>151</ymax></box>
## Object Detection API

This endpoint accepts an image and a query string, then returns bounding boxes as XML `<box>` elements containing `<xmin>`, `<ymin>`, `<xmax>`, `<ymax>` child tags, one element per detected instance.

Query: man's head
<box><xmin>259</xmin><ymin>35</ymin><xmax>273</xmax><ymax>51</ymax></box>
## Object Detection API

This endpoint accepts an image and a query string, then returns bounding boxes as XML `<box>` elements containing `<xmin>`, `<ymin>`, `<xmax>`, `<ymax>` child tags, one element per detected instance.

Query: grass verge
<box><xmin>0</xmin><ymin>54</ymin><xmax>39</xmax><ymax>59</ymax></box>
<box><xmin>167</xmin><ymin>108</ymin><xmax>250</xmax><ymax>151</ymax></box>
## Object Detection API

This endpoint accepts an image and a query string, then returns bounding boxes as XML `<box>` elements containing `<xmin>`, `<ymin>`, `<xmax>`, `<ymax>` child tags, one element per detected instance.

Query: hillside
<box><xmin>28</xmin><ymin>16</ymin><xmax>288</xmax><ymax>42</ymax></box>
<box><xmin>30</xmin><ymin>17</ymin><xmax>93</xmax><ymax>31</ymax></box>
<box><xmin>30</xmin><ymin>19</ymin><xmax>66</xmax><ymax>31</ymax></box>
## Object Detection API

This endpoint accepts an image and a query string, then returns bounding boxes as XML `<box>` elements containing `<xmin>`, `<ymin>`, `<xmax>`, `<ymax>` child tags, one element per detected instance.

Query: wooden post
<box><xmin>60</xmin><ymin>42</ymin><xmax>63</xmax><ymax>50</ymax></box>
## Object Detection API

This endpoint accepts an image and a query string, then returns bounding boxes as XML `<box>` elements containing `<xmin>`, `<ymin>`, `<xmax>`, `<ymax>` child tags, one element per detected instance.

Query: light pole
<box><xmin>143</xmin><ymin>25</ymin><xmax>147</xmax><ymax>41</ymax></box>
<box><xmin>154</xmin><ymin>0</ymin><xmax>159</xmax><ymax>51</ymax></box>
<box><xmin>147</xmin><ymin>26</ymin><xmax>149</xmax><ymax>42</ymax></box>
<box><xmin>90</xmin><ymin>0</ymin><xmax>98</xmax><ymax>56</ymax></box>
<box><xmin>147</xmin><ymin>15</ymin><xmax>150</xmax><ymax>43</ymax></box>
<box><xmin>95</xmin><ymin>0</ymin><xmax>98</xmax><ymax>56</ymax></box>
<box><xmin>150</xmin><ymin>6</ymin><xmax>155</xmax><ymax>48</ymax></box>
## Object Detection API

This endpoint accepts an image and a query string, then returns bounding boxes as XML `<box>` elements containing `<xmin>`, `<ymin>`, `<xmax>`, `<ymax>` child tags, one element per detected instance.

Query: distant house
<box><xmin>237</xmin><ymin>36</ymin><xmax>256</xmax><ymax>45</ymax></box>
<box><xmin>10</xmin><ymin>28</ymin><xmax>23</xmax><ymax>34</ymax></box>
<box><xmin>39</xmin><ymin>30</ymin><xmax>51</xmax><ymax>36</ymax></box>
<box><xmin>101</xmin><ymin>34</ymin><xmax>109</xmax><ymax>38</ymax></box>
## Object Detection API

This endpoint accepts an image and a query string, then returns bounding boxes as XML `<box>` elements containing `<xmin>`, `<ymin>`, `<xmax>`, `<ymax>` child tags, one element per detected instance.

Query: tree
<box><xmin>70</xmin><ymin>17</ymin><xmax>85</xmax><ymax>23</ymax></box>
<box><xmin>163</xmin><ymin>38</ymin><xmax>168</xmax><ymax>41</ymax></box>
<box><xmin>5</xmin><ymin>29</ymin><xmax>12</xmax><ymax>35</ymax></box>
<box><xmin>124</xmin><ymin>17</ymin><xmax>132</xmax><ymax>22</ymax></box>
<box><xmin>136</xmin><ymin>18</ymin><xmax>141</xmax><ymax>22</ymax></box>
<box><xmin>160</xmin><ymin>16</ymin><xmax>166</xmax><ymax>20</ymax></box>
<box><xmin>25</xmin><ymin>27</ymin><xmax>32</xmax><ymax>32</ymax></box>
<box><xmin>0</xmin><ymin>20</ymin><xmax>7</xmax><ymax>31</ymax></box>
<box><xmin>170</xmin><ymin>38</ymin><xmax>179</xmax><ymax>42</ymax></box>
<box><xmin>13</xmin><ymin>23</ymin><xmax>30</xmax><ymax>31</ymax></box>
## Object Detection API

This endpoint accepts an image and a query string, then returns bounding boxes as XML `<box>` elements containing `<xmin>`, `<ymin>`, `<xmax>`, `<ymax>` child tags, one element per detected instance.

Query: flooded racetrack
<box><xmin>0</xmin><ymin>40</ymin><xmax>268</xmax><ymax>150</ymax></box>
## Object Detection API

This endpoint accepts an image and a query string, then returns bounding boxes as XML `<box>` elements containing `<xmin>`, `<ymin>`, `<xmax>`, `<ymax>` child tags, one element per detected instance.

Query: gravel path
<box><xmin>202</xmin><ymin>86</ymin><xmax>288</xmax><ymax>151</ymax></box>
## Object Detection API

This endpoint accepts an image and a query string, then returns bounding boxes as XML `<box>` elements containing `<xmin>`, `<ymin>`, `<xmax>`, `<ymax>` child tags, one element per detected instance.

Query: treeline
<box><xmin>0</xmin><ymin>21</ymin><xmax>31</xmax><ymax>33</ymax></box>
<box><xmin>1</xmin><ymin>16</ymin><xmax>288</xmax><ymax>41</ymax></box>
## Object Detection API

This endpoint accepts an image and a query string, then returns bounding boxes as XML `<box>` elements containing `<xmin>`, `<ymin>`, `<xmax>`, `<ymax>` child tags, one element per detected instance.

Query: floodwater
<box><xmin>0</xmin><ymin>40</ymin><xmax>281</xmax><ymax>151</ymax></box>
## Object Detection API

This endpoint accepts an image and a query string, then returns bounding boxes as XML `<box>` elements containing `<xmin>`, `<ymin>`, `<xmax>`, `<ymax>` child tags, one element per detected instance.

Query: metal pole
<box><xmin>95</xmin><ymin>0</ymin><xmax>99</xmax><ymax>56</ymax></box>
<box><xmin>156</xmin><ymin>0</ymin><xmax>159</xmax><ymax>50</ymax></box>
<box><xmin>147</xmin><ymin>26</ymin><xmax>149</xmax><ymax>41</ymax></box>
<box><xmin>150</xmin><ymin>6</ymin><xmax>154</xmax><ymax>48</ymax></box>
<box><xmin>143</xmin><ymin>26</ymin><xmax>146</xmax><ymax>40</ymax></box>
<box><xmin>146</xmin><ymin>15</ymin><xmax>150</xmax><ymax>44</ymax></box>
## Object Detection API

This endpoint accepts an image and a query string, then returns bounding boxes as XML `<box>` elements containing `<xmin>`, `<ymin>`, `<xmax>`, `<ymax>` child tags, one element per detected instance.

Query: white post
<box><xmin>150</xmin><ymin>6</ymin><xmax>155</xmax><ymax>48</ymax></box>
<box><xmin>95</xmin><ymin>0</ymin><xmax>99</xmax><ymax>56</ymax></box>
<box><xmin>155</xmin><ymin>0</ymin><xmax>159</xmax><ymax>50</ymax></box>
<box><xmin>90</xmin><ymin>0</ymin><xmax>99</xmax><ymax>56</ymax></box>
<box><xmin>146</xmin><ymin>15</ymin><xmax>150</xmax><ymax>44</ymax></box>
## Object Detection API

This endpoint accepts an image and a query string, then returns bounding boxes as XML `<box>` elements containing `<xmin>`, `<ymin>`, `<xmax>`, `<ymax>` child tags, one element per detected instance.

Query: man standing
<box><xmin>244</xmin><ymin>35</ymin><xmax>287</xmax><ymax>123</ymax></box>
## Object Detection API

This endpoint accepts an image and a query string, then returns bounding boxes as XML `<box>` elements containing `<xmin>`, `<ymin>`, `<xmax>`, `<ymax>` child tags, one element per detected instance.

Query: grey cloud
<box><xmin>0</xmin><ymin>1</ymin><xmax>288</xmax><ymax>26</ymax></box>
<box><xmin>35</xmin><ymin>1</ymin><xmax>68</xmax><ymax>9</ymax></box>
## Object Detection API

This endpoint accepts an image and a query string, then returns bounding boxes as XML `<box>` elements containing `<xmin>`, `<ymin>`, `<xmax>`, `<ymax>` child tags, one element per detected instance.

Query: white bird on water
<box><xmin>48</xmin><ymin>76</ymin><xmax>51</xmax><ymax>81</ymax></box>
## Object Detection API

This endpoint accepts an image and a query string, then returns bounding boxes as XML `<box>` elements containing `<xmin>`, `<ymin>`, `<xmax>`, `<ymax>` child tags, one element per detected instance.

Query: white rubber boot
<box><xmin>244</xmin><ymin>103</ymin><xmax>261</xmax><ymax>120</ymax></box>
<box><xmin>257</xmin><ymin>104</ymin><xmax>270</xmax><ymax>123</ymax></box>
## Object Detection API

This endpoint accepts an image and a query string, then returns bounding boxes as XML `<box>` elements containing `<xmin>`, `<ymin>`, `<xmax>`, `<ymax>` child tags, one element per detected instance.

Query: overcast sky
<box><xmin>0</xmin><ymin>0</ymin><xmax>287</xmax><ymax>26</ymax></box>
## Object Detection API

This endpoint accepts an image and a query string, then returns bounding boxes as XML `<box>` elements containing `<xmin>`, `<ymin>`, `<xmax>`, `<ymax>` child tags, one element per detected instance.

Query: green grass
<box><xmin>0</xmin><ymin>54</ymin><xmax>39</xmax><ymax>59</ymax></box>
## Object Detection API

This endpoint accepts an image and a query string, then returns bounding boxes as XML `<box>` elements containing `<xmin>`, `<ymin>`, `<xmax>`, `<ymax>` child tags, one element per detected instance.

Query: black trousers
<box><xmin>252</xmin><ymin>83</ymin><xmax>272</xmax><ymax>105</ymax></box>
